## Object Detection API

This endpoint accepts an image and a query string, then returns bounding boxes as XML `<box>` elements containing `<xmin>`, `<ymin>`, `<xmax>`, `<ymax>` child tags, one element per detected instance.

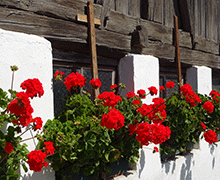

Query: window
<box><xmin>212</xmin><ymin>68</ymin><xmax>220</xmax><ymax>91</ymax></box>
<box><xmin>52</xmin><ymin>50</ymin><xmax>119</xmax><ymax>116</ymax></box>
<box><xmin>159</xmin><ymin>58</ymin><xmax>191</xmax><ymax>98</ymax></box>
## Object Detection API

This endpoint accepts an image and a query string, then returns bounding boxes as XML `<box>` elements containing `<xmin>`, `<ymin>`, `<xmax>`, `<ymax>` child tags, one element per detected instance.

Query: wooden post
<box><xmin>87</xmin><ymin>1</ymin><xmax>99</xmax><ymax>99</ymax></box>
<box><xmin>174</xmin><ymin>15</ymin><xmax>182</xmax><ymax>93</ymax></box>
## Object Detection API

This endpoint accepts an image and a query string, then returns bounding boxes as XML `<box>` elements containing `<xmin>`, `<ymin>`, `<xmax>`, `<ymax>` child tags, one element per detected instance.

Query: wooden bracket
<box><xmin>76</xmin><ymin>13</ymin><xmax>101</xmax><ymax>25</ymax></box>
<box><xmin>131</xmin><ymin>25</ymin><xmax>148</xmax><ymax>52</ymax></box>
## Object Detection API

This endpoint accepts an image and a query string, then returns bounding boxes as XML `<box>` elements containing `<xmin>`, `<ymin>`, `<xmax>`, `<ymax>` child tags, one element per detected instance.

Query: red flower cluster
<box><xmin>148</xmin><ymin>86</ymin><xmax>158</xmax><ymax>96</ymax></box>
<box><xmin>159</xmin><ymin>86</ymin><xmax>165</xmax><ymax>91</ymax></box>
<box><xmin>132</xmin><ymin>99</ymin><xmax>141</xmax><ymax>106</ymax></box>
<box><xmin>209</xmin><ymin>90</ymin><xmax>220</xmax><ymax>103</ymax></box>
<box><xmin>135</xmin><ymin>123</ymin><xmax>171</xmax><ymax>146</ymax></box>
<box><xmin>137</xmin><ymin>89</ymin><xmax>146</xmax><ymax>99</ymax></box>
<box><xmin>110</xmin><ymin>84</ymin><xmax>118</xmax><ymax>89</ymax></box>
<box><xmin>8</xmin><ymin>92</ymin><xmax>34</xmax><ymax>127</ymax></box>
<box><xmin>126</xmin><ymin>92</ymin><xmax>136</xmax><ymax>99</ymax></box>
<box><xmin>180</xmin><ymin>84</ymin><xmax>201</xmax><ymax>107</ymax></box>
<box><xmin>203</xmin><ymin>101</ymin><xmax>214</xmax><ymax>113</ymax></box>
<box><xmin>166</xmin><ymin>81</ymin><xmax>175</xmax><ymax>89</ymax></box>
<box><xmin>44</xmin><ymin>141</ymin><xmax>55</xmax><ymax>155</ymax></box>
<box><xmin>54</xmin><ymin>71</ymin><xmax>64</xmax><ymax>77</ymax></box>
<box><xmin>201</xmin><ymin>122</ymin><xmax>206</xmax><ymax>130</ymax></box>
<box><xmin>90</xmin><ymin>78</ymin><xmax>102</xmax><ymax>89</ymax></box>
<box><xmin>64</xmin><ymin>72</ymin><xmax>86</xmax><ymax>91</ymax></box>
<box><xmin>32</xmin><ymin>117</ymin><xmax>43</xmax><ymax>130</ymax></box>
<box><xmin>27</xmin><ymin>150</ymin><xmax>48</xmax><ymax>172</ymax></box>
<box><xmin>101</xmin><ymin>109</ymin><xmax>125</xmax><ymax>130</ymax></box>
<box><xmin>20</xmin><ymin>78</ymin><xmax>44</xmax><ymax>98</ymax></box>
<box><xmin>204</xmin><ymin>130</ymin><xmax>218</xmax><ymax>144</ymax></box>
<box><xmin>153</xmin><ymin>146</ymin><xmax>159</xmax><ymax>153</ymax></box>
<box><xmin>7</xmin><ymin>79</ymin><xmax>44</xmax><ymax>128</ymax></box>
<box><xmin>97</xmin><ymin>92</ymin><xmax>122</xmax><ymax>108</ymax></box>
<box><xmin>137</xmin><ymin>98</ymin><xmax>166</xmax><ymax>124</ymax></box>
<box><xmin>4</xmin><ymin>142</ymin><xmax>14</xmax><ymax>154</ymax></box>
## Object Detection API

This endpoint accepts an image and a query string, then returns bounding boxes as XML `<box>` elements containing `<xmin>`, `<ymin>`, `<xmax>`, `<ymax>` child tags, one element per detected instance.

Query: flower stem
<box><xmin>10</xmin><ymin>71</ymin><xmax>15</xmax><ymax>99</ymax></box>
<box><xmin>18</xmin><ymin>136</ymin><xmax>36</xmax><ymax>143</ymax></box>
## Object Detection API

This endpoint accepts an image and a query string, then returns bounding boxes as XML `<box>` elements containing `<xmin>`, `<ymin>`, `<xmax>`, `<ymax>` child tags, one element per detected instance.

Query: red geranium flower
<box><xmin>153</xmin><ymin>147</ymin><xmax>159</xmax><ymax>153</ymax></box>
<box><xmin>44</xmin><ymin>141</ymin><xmax>55</xmax><ymax>155</ymax></box>
<box><xmin>4</xmin><ymin>142</ymin><xmax>14</xmax><ymax>154</ymax></box>
<box><xmin>20</xmin><ymin>78</ymin><xmax>44</xmax><ymax>98</ymax></box>
<box><xmin>159</xmin><ymin>86</ymin><xmax>165</xmax><ymax>91</ymax></box>
<box><xmin>148</xmin><ymin>86</ymin><xmax>158</xmax><ymax>96</ymax></box>
<box><xmin>27</xmin><ymin>150</ymin><xmax>48</xmax><ymax>172</ymax></box>
<box><xmin>132</xmin><ymin>99</ymin><xmax>141</xmax><ymax>106</ymax></box>
<box><xmin>32</xmin><ymin>117</ymin><xmax>43</xmax><ymax>130</ymax></box>
<box><xmin>203</xmin><ymin>101</ymin><xmax>214</xmax><ymax>113</ymax></box>
<box><xmin>201</xmin><ymin>122</ymin><xmax>206</xmax><ymax>130</ymax></box>
<box><xmin>166</xmin><ymin>81</ymin><xmax>175</xmax><ymax>89</ymax></box>
<box><xmin>137</xmin><ymin>89</ymin><xmax>146</xmax><ymax>99</ymax></box>
<box><xmin>101</xmin><ymin>109</ymin><xmax>124</xmax><ymax>130</ymax></box>
<box><xmin>89</xmin><ymin>78</ymin><xmax>102</xmax><ymax>89</ymax></box>
<box><xmin>204</xmin><ymin>130</ymin><xmax>218</xmax><ymax>144</ymax></box>
<box><xmin>64</xmin><ymin>72</ymin><xmax>86</xmax><ymax>91</ymax></box>
<box><xmin>126</xmin><ymin>92</ymin><xmax>136</xmax><ymax>99</ymax></box>
<box><xmin>110</xmin><ymin>84</ymin><xmax>118</xmax><ymax>89</ymax></box>
<box><xmin>97</xmin><ymin>92</ymin><xmax>122</xmax><ymax>108</ymax></box>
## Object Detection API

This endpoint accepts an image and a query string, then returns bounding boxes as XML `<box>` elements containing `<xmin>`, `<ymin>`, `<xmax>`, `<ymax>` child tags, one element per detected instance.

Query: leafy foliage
<box><xmin>42</xmin><ymin>94</ymin><xmax>142</xmax><ymax>178</ymax></box>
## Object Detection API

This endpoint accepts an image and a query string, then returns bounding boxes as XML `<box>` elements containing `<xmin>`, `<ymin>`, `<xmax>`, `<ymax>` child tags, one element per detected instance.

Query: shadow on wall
<box><xmin>162</xmin><ymin>152</ymin><xmax>194</xmax><ymax>180</ymax></box>
<box><xmin>138</xmin><ymin>149</ymin><xmax>145</xmax><ymax>179</ymax></box>
<box><xmin>19</xmin><ymin>165</ymin><xmax>55</xmax><ymax>180</ymax></box>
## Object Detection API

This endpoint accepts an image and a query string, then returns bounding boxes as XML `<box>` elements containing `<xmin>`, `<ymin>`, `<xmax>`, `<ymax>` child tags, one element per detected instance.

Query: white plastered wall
<box><xmin>117</xmin><ymin>54</ymin><xmax>220</xmax><ymax>180</ymax></box>
<box><xmin>0</xmin><ymin>29</ymin><xmax>55</xmax><ymax>180</ymax></box>
<box><xmin>186</xmin><ymin>66</ymin><xmax>212</xmax><ymax>95</ymax></box>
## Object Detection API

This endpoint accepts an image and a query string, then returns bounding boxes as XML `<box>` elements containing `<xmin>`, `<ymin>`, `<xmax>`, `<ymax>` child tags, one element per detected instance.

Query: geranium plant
<box><xmin>160</xmin><ymin>83</ymin><xmax>220</xmax><ymax>159</ymax></box>
<box><xmin>40</xmin><ymin>72</ymin><xmax>171</xmax><ymax>179</ymax></box>
<box><xmin>0</xmin><ymin>66</ymin><xmax>55</xmax><ymax>179</ymax></box>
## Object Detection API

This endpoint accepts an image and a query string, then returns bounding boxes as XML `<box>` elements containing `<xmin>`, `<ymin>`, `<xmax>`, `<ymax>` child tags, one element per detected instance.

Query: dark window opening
<box><xmin>53</xmin><ymin>50</ymin><xmax>119</xmax><ymax>116</ymax></box>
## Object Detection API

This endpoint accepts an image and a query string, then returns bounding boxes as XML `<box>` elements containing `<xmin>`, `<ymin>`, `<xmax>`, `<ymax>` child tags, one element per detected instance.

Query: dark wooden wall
<box><xmin>91</xmin><ymin>0</ymin><xmax>220</xmax><ymax>43</ymax></box>
<box><xmin>1</xmin><ymin>0</ymin><xmax>220</xmax><ymax>68</ymax></box>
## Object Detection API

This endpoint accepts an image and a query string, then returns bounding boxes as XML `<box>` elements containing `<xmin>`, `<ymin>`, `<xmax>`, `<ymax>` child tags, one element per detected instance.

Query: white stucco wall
<box><xmin>119</xmin><ymin>54</ymin><xmax>159</xmax><ymax>104</ymax></box>
<box><xmin>117</xmin><ymin>54</ymin><xmax>220</xmax><ymax>180</ymax></box>
<box><xmin>186</xmin><ymin>66</ymin><xmax>212</xmax><ymax>95</ymax></box>
<box><xmin>0</xmin><ymin>29</ymin><xmax>54</xmax><ymax>180</ymax></box>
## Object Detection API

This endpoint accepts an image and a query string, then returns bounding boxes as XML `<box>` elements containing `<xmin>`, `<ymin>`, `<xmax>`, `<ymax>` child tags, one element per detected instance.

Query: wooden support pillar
<box><xmin>87</xmin><ymin>1</ymin><xmax>99</xmax><ymax>99</ymax></box>
<box><xmin>174</xmin><ymin>15</ymin><xmax>182</xmax><ymax>93</ymax></box>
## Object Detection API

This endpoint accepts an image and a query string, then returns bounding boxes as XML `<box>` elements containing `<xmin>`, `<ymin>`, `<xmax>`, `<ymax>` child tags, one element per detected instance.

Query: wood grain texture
<box><xmin>163</xmin><ymin>0</ymin><xmax>174</xmax><ymax>27</ymax></box>
<box><xmin>115</xmin><ymin>0</ymin><xmax>128</xmax><ymax>15</ymax></box>
<box><xmin>128</xmin><ymin>0</ymin><xmax>140</xmax><ymax>18</ymax></box>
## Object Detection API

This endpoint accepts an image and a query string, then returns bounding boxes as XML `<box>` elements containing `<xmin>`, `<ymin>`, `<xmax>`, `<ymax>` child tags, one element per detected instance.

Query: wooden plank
<box><xmin>106</xmin><ymin>10</ymin><xmax>138</xmax><ymax>35</ymax></box>
<box><xmin>140</xmin><ymin>19</ymin><xmax>172</xmax><ymax>44</ymax></box>
<box><xmin>77</xmin><ymin>14</ymin><xmax>101</xmax><ymax>25</ymax></box>
<box><xmin>200</xmin><ymin>0</ymin><xmax>205</xmax><ymax>37</ymax></box>
<box><xmin>147</xmin><ymin>0</ymin><xmax>154</xmax><ymax>21</ymax></box>
<box><xmin>0</xmin><ymin>7</ymin><xmax>130</xmax><ymax>51</ymax></box>
<box><xmin>179</xmin><ymin>30</ymin><xmax>192</xmax><ymax>49</ymax></box>
<box><xmin>0</xmin><ymin>0</ymin><xmax>102</xmax><ymax>21</ymax></box>
<box><xmin>212</xmin><ymin>0</ymin><xmax>218</xmax><ymax>42</ymax></box>
<box><xmin>194</xmin><ymin>0</ymin><xmax>199</xmax><ymax>36</ymax></box>
<box><xmin>163</xmin><ymin>0</ymin><xmax>174</xmax><ymax>27</ymax></box>
<box><xmin>153</xmin><ymin>0</ymin><xmax>163</xmax><ymax>23</ymax></box>
<box><xmin>115</xmin><ymin>0</ymin><xmax>128</xmax><ymax>15</ymax></box>
<box><xmin>100</xmin><ymin>0</ymin><xmax>112</xmax><ymax>30</ymax></box>
<box><xmin>193</xmin><ymin>36</ymin><xmax>219</xmax><ymax>55</ymax></box>
<box><xmin>87</xmin><ymin>1</ymin><xmax>99</xmax><ymax>98</ymax></box>
<box><xmin>128</xmin><ymin>0</ymin><xmax>140</xmax><ymax>18</ymax></box>
<box><xmin>205</xmin><ymin>1</ymin><xmax>212</xmax><ymax>39</ymax></box>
